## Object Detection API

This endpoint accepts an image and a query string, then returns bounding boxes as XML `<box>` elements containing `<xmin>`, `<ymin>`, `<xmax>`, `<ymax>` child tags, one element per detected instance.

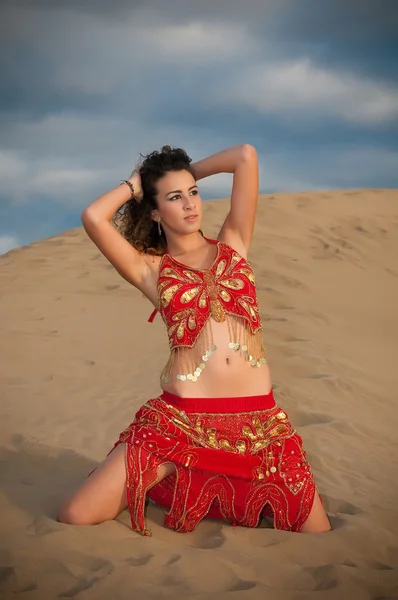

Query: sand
<box><xmin>1</xmin><ymin>189</ymin><xmax>398</xmax><ymax>600</ymax></box>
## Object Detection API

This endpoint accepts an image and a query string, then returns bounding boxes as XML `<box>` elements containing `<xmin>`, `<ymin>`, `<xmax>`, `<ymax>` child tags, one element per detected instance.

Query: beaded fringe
<box><xmin>161</xmin><ymin>314</ymin><xmax>266</xmax><ymax>384</ymax></box>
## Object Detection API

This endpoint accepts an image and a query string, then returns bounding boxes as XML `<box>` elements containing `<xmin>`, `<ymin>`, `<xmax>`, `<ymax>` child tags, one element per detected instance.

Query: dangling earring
<box><xmin>157</xmin><ymin>219</ymin><xmax>162</xmax><ymax>236</ymax></box>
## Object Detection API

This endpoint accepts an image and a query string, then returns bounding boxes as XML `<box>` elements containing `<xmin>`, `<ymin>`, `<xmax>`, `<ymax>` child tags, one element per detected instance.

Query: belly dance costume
<box><xmin>91</xmin><ymin>239</ymin><xmax>317</xmax><ymax>535</ymax></box>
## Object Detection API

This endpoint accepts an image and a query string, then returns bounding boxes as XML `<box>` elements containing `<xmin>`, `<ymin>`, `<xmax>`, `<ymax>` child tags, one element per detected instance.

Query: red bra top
<box><xmin>149</xmin><ymin>239</ymin><xmax>262</xmax><ymax>350</ymax></box>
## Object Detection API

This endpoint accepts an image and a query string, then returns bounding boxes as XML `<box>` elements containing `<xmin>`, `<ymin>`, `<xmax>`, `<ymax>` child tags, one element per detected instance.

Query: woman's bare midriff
<box><xmin>160</xmin><ymin>318</ymin><xmax>273</xmax><ymax>398</ymax></box>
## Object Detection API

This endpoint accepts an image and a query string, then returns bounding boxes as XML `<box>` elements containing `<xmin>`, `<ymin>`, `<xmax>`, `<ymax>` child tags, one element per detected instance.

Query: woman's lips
<box><xmin>184</xmin><ymin>214</ymin><xmax>198</xmax><ymax>221</ymax></box>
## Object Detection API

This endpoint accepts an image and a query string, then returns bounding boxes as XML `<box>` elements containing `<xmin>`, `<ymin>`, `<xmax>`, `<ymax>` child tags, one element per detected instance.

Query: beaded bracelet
<box><xmin>120</xmin><ymin>179</ymin><xmax>135</xmax><ymax>198</ymax></box>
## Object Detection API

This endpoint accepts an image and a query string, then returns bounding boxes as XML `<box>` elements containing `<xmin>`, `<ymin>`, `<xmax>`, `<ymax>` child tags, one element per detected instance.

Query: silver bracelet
<box><xmin>120</xmin><ymin>179</ymin><xmax>135</xmax><ymax>198</ymax></box>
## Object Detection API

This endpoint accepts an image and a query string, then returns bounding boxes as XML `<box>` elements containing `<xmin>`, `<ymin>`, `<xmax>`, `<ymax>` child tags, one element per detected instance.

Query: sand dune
<box><xmin>1</xmin><ymin>189</ymin><xmax>398</xmax><ymax>599</ymax></box>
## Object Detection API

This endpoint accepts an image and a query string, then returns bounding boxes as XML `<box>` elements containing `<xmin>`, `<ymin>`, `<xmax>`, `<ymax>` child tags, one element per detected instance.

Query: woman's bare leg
<box><xmin>58</xmin><ymin>443</ymin><xmax>175</xmax><ymax>525</ymax></box>
<box><xmin>300</xmin><ymin>490</ymin><xmax>331</xmax><ymax>533</ymax></box>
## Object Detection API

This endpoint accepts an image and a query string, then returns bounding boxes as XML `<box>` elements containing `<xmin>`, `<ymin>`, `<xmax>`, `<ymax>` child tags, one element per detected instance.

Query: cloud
<box><xmin>211</xmin><ymin>58</ymin><xmax>398</xmax><ymax>126</ymax></box>
<box><xmin>0</xmin><ymin>235</ymin><xmax>21</xmax><ymax>254</ymax></box>
<box><xmin>0</xmin><ymin>113</ymin><xmax>245</xmax><ymax>206</ymax></box>
<box><xmin>0</xmin><ymin>0</ymin><xmax>397</xmax><ymax>252</ymax></box>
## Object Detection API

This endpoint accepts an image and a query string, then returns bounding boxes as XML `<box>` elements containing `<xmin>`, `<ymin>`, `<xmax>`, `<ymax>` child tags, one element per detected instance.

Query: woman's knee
<box><xmin>57</xmin><ymin>498</ymin><xmax>95</xmax><ymax>526</ymax></box>
<box><xmin>300</xmin><ymin>491</ymin><xmax>332</xmax><ymax>533</ymax></box>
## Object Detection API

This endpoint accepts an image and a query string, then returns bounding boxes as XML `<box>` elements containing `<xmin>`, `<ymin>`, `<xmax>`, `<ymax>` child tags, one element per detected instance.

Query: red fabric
<box><xmin>148</xmin><ymin>308</ymin><xmax>158</xmax><ymax>323</ymax></box>
<box><xmin>101</xmin><ymin>390</ymin><xmax>316</xmax><ymax>536</ymax></box>
<box><xmin>154</xmin><ymin>239</ymin><xmax>261</xmax><ymax>348</ymax></box>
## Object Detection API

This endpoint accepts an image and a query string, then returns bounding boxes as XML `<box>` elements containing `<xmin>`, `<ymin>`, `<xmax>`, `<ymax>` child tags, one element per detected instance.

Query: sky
<box><xmin>1</xmin><ymin>0</ymin><xmax>398</xmax><ymax>254</ymax></box>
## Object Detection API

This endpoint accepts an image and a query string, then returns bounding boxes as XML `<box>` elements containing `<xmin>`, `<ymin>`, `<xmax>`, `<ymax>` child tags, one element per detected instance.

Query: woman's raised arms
<box><xmin>192</xmin><ymin>144</ymin><xmax>259</xmax><ymax>258</ymax></box>
<box><xmin>80</xmin><ymin>173</ymin><xmax>158</xmax><ymax>301</ymax></box>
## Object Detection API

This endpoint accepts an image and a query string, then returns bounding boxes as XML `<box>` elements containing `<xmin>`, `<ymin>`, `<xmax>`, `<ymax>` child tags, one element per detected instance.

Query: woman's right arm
<box><xmin>81</xmin><ymin>172</ymin><xmax>153</xmax><ymax>290</ymax></box>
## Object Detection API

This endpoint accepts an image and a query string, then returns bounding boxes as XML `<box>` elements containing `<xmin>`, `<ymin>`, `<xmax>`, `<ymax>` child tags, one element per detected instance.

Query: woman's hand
<box><xmin>128</xmin><ymin>169</ymin><xmax>144</xmax><ymax>203</ymax></box>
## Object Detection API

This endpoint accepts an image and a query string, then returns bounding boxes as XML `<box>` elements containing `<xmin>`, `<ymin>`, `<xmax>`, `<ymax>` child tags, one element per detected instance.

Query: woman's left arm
<box><xmin>191</xmin><ymin>144</ymin><xmax>259</xmax><ymax>256</ymax></box>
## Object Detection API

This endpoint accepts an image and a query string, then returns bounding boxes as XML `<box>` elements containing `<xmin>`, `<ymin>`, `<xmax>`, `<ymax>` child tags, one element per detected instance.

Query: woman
<box><xmin>58</xmin><ymin>144</ymin><xmax>331</xmax><ymax>535</ymax></box>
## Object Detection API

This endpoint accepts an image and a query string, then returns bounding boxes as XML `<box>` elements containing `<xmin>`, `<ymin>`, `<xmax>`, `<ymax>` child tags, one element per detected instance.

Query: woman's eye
<box><xmin>190</xmin><ymin>189</ymin><xmax>198</xmax><ymax>196</ymax></box>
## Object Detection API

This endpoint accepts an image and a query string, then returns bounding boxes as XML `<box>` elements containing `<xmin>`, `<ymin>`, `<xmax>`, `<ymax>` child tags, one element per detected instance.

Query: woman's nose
<box><xmin>183</xmin><ymin>196</ymin><xmax>195</xmax><ymax>210</ymax></box>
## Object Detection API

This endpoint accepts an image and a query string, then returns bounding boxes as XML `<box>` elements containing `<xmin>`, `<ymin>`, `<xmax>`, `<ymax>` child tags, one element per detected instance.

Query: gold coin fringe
<box><xmin>161</xmin><ymin>314</ymin><xmax>267</xmax><ymax>384</ymax></box>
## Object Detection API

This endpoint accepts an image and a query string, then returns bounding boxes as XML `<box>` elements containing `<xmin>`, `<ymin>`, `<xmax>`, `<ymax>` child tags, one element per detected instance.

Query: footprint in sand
<box><xmin>354</xmin><ymin>225</ymin><xmax>369</xmax><ymax>234</ymax></box>
<box><xmin>164</xmin><ymin>554</ymin><xmax>181</xmax><ymax>567</ymax></box>
<box><xmin>58</xmin><ymin>556</ymin><xmax>113</xmax><ymax>598</ymax></box>
<box><xmin>263</xmin><ymin>316</ymin><xmax>289</xmax><ymax>322</ymax></box>
<box><xmin>0</xmin><ymin>567</ymin><xmax>17</xmax><ymax>592</ymax></box>
<box><xmin>343</xmin><ymin>558</ymin><xmax>394</xmax><ymax>571</ymax></box>
<box><xmin>342</xmin><ymin>559</ymin><xmax>357</xmax><ymax>568</ymax></box>
<box><xmin>105</xmin><ymin>284</ymin><xmax>119</xmax><ymax>291</ymax></box>
<box><xmin>193</xmin><ymin>523</ymin><xmax>226</xmax><ymax>549</ymax></box>
<box><xmin>322</xmin><ymin>496</ymin><xmax>362</xmax><ymax>516</ymax></box>
<box><xmin>304</xmin><ymin>564</ymin><xmax>338</xmax><ymax>591</ymax></box>
<box><xmin>27</xmin><ymin>515</ymin><xmax>65</xmax><ymax>536</ymax></box>
<box><xmin>0</xmin><ymin>565</ymin><xmax>37</xmax><ymax>594</ymax></box>
<box><xmin>277</xmin><ymin>305</ymin><xmax>296</xmax><ymax>310</ymax></box>
<box><xmin>126</xmin><ymin>553</ymin><xmax>154</xmax><ymax>567</ymax></box>
<box><xmin>227</xmin><ymin>579</ymin><xmax>257</xmax><ymax>591</ymax></box>
<box><xmin>292</xmin><ymin>411</ymin><xmax>333</xmax><ymax>427</ymax></box>
<box><xmin>362</xmin><ymin>560</ymin><xmax>394</xmax><ymax>571</ymax></box>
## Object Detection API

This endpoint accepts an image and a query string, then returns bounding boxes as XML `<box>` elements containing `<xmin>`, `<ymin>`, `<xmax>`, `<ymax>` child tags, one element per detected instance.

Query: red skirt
<box><xmin>103</xmin><ymin>390</ymin><xmax>316</xmax><ymax>535</ymax></box>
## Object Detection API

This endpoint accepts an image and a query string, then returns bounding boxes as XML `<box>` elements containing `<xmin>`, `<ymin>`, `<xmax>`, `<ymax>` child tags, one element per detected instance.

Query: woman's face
<box><xmin>153</xmin><ymin>170</ymin><xmax>203</xmax><ymax>236</ymax></box>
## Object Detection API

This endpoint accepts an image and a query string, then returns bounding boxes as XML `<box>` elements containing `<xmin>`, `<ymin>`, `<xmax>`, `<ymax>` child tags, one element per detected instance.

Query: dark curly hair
<box><xmin>115</xmin><ymin>145</ymin><xmax>195</xmax><ymax>256</ymax></box>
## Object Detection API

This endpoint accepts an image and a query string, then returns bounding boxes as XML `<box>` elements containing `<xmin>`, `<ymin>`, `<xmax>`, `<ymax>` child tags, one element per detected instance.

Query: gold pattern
<box><xmin>199</xmin><ymin>292</ymin><xmax>207</xmax><ymax>308</ymax></box>
<box><xmin>216</xmin><ymin>259</ymin><xmax>227</xmax><ymax>278</ymax></box>
<box><xmin>119</xmin><ymin>395</ymin><xmax>316</xmax><ymax>534</ymax></box>
<box><xmin>161</xmin><ymin>284</ymin><xmax>180</xmax><ymax>307</ymax></box>
<box><xmin>183</xmin><ymin>270</ymin><xmax>202</xmax><ymax>282</ymax></box>
<box><xmin>219</xmin><ymin>289</ymin><xmax>231</xmax><ymax>302</ymax></box>
<box><xmin>220</xmin><ymin>278</ymin><xmax>245</xmax><ymax>290</ymax></box>
<box><xmin>181</xmin><ymin>286</ymin><xmax>201</xmax><ymax>304</ymax></box>
<box><xmin>237</xmin><ymin>268</ymin><xmax>255</xmax><ymax>284</ymax></box>
<box><xmin>166</xmin><ymin>403</ymin><xmax>294</xmax><ymax>455</ymax></box>
<box><xmin>210</xmin><ymin>299</ymin><xmax>226</xmax><ymax>322</ymax></box>
<box><xmin>158</xmin><ymin>241</ymin><xmax>267</xmax><ymax>383</ymax></box>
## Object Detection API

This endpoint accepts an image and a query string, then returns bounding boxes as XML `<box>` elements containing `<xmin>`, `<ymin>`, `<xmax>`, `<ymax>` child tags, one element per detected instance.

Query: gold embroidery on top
<box><xmin>180</xmin><ymin>286</ymin><xmax>201</xmax><ymax>304</ymax></box>
<box><xmin>161</xmin><ymin>267</ymin><xmax>186</xmax><ymax>281</ymax></box>
<box><xmin>162</xmin><ymin>284</ymin><xmax>180</xmax><ymax>307</ymax></box>
<box><xmin>203</xmin><ymin>270</ymin><xmax>226</xmax><ymax>322</ymax></box>
<box><xmin>219</xmin><ymin>278</ymin><xmax>245</xmax><ymax>290</ymax></box>
<box><xmin>183</xmin><ymin>270</ymin><xmax>202</xmax><ymax>282</ymax></box>
<box><xmin>216</xmin><ymin>259</ymin><xmax>227</xmax><ymax>278</ymax></box>
<box><xmin>199</xmin><ymin>292</ymin><xmax>207</xmax><ymax>308</ymax></box>
<box><xmin>237</xmin><ymin>267</ymin><xmax>255</xmax><ymax>284</ymax></box>
<box><xmin>219</xmin><ymin>289</ymin><xmax>231</xmax><ymax>302</ymax></box>
<box><xmin>158</xmin><ymin>242</ymin><xmax>267</xmax><ymax>382</ymax></box>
